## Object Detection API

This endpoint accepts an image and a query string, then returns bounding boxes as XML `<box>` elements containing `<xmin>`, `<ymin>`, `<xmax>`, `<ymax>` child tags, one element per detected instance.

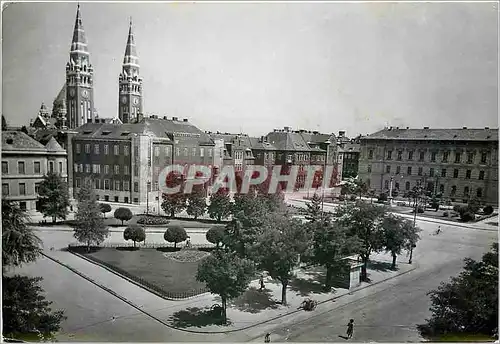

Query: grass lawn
<box><xmin>85</xmin><ymin>248</ymin><xmax>209</xmax><ymax>296</ymax></box>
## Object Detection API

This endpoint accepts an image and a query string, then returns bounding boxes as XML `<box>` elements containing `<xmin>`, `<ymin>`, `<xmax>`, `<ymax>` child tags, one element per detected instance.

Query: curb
<box><xmin>45</xmin><ymin>250</ymin><xmax>417</xmax><ymax>335</ymax></box>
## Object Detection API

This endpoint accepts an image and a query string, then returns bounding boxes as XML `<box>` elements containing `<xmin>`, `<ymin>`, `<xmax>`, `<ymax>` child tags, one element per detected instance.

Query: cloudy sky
<box><xmin>2</xmin><ymin>2</ymin><xmax>498</xmax><ymax>137</ymax></box>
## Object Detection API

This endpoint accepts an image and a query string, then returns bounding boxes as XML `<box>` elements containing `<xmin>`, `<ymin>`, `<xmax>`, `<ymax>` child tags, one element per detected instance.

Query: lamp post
<box><xmin>409</xmin><ymin>179</ymin><xmax>423</xmax><ymax>264</ymax></box>
<box><xmin>321</xmin><ymin>140</ymin><xmax>332</xmax><ymax>215</ymax></box>
<box><xmin>389</xmin><ymin>176</ymin><xmax>394</xmax><ymax>205</ymax></box>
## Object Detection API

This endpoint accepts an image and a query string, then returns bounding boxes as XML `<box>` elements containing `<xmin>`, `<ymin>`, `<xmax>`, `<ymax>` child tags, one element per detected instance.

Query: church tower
<box><xmin>118</xmin><ymin>18</ymin><xmax>143</xmax><ymax>123</ymax></box>
<box><xmin>65</xmin><ymin>4</ymin><xmax>95</xmax><ymax>129</ymax></box>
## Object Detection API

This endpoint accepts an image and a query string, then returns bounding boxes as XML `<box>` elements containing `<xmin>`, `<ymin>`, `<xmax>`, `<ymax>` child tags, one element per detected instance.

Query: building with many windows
<box><xmin>358</xmin><ymin>127</ymin><xmax>498</xmax><ymax>205</ymax></box>
<box><xmin>2</xmin><ymin>131</ymin><xmax>68</xmax><ymax>212</ymax></box>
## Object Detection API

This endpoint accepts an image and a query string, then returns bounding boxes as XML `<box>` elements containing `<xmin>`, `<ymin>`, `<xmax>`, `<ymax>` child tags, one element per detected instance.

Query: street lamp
<box><xmin>409</xmin><ymin>178</ymin><xmax>424</xmax><ymax>264</ymax></box>
<box><xmin>321</xmin><ymin>140</ymin><xmax>332</xmax><ymax>215</ymax></box>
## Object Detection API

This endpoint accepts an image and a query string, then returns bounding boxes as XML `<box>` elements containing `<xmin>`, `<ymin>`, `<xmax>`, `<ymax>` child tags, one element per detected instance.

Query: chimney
<box><xmin>485</xmin><ymin>127</ymin><xmax>490</xmax><ymax>129</ymax></box>
<box><xmin>338</xmin><ymin>130</ymin><xmax>345</xmax><ymax>137</ymax></box>
<box><xmin>423</xmin><ymin>126</ymin><xmax>429</xmax><ymax>129</ymax></box>
<box><xmin>183</xmin><ymin>118</ymin><xmax>188</xmax><ymax>122</ymax></box>
<box><xmin>163</xmin><ymin>116</ymin><xmax>168</xmax><ymax>120</ymax></box>
<box><xmin>462</xmin><ymin>126</ymin><xmax>467</xmax><ymax>129</ymax></box>
<box><xmin>406</xmin><ymin>127</ymin><xmax>409</xmax><ymax>129</ymax></box>
<box><xmin>95</xmin><ymin>118</ymin><xmax>100</xmax><ymax>124</ymax></box>
<box><xmin>172</xmin><ymin>117</ymin><xmax>178</xmax><ymax>121</ymax></box>
<box><xmin>284</xmin><ymin>126</ymin><xmax>290</xmax><ymax>132</ymax></box>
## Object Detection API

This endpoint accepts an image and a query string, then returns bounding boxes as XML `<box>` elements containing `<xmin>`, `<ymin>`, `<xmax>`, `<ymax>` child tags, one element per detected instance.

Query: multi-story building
<box><xmin>71</xmin><ymin>116</ymin><xmax>215</xmax><ymax>206</ymax></box>
<box><xmin>358</xmin><ymin>127</ymin><xmax>498</xmax><ymax>205</ymax></box>
<box><xmin>336</xmin><ymin>132</ymin><xmax>361</xmax><ymax>180</ymax></box>
<box><xmin>2</xmin><ymin>131</ymin><xmax>68</xmax><ymax>212</ymax></box>
<box><xmin>207</xmin><ymin>133</ymin><xmax>255</xmax><ymax>172</ymax></box>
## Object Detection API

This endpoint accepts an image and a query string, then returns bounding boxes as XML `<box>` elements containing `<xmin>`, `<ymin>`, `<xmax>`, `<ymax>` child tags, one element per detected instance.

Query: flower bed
<box><xmin>137</xmin><ymin>215</ymin><xmax>170</xmax><ymax>226</ymax></box>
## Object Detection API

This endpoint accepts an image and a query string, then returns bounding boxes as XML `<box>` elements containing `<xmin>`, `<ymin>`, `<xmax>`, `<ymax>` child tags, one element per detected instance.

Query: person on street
<box><xmin>346</xmin><ymin>319</ymin><xmax>354</xmax><ymax>339</ymax></box>
<box><xmin>259</xmin><ymin>275</ymin><xmax>265</xmax><ymax>291</ymax></box>
<box><xmin>264</xmin><ymin>333</ymin><xmax>271</xmax><ymax>343</ymax></box>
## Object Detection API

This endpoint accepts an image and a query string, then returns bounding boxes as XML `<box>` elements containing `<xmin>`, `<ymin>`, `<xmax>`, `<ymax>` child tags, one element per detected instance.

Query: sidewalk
<box><xmin>43</xmin><ymin>247</ymin><xmax>415</xmax><ymax>334</ymax></box>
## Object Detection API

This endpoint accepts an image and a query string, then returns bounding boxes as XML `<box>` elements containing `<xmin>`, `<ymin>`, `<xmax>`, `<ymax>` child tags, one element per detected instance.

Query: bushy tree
<box><xmin>123</xmin><ymin>224</ymin><xmax>146</xmax><ymax>248</ymax></box>
<box><xmin>483</xmin><ymin>205</ymin><xmax>494</xmax><ymax>215</ymax></box>
<box><xmin>208</xmin><ymin>189</ymin><xmax>232</xmax><ymax>222</ymax></box>
<box><xmin>186</xmin><ymin>186</ymin><xmax>207</xmax><ymax>220</ymax></box>
<box><xmin>114</xmin><ymin>207</ymin><xmax>133</xmax><ymax>225</ymax></box>
<box><xmin>250</xmin><ymin>213</ymin><xmax>309</xmax><ymax>305</ymax></box>
<box><xmin>3</xmin><ymin>275</ymin><xmax>66</xmax><ymax>340</ymax></box>
<box><xmin>164</xmin><ymin>224</ymin><xmax>187</xmax><ymax>248</ymax></box>
<box><xmin>467</xmin><ymin>198</ymin><xmax>481</xmax><ymax>214</ymax></box>
<box><xmin>99</xmin><ymin>203</ymin><xmax>112</xmax><ymax>218</ymax></box>
<box><xmin>335</xmin><ymin>201</ymin><xmax>387</xmax><ymax>281</ymax></box>
<box><xmin>2</xmin><ymin>200</ymin><xmax>42</xmax><ymax>269</ymax></box>
<box><xmin>310</xmin><ymin>217</ymin><xmax>362</xmax><ymax>289</ymax></box>
<box><xmin>381</xmin><ymin>214</ymin><xmax>421</xmax><ymax>269</ymax></box>
<box><xmin>303</xmin><ymin>193</ymin><xmax>322</xmax><ymax>222</ymax></box>
<box><xmin>417</xmin><ymin>243</ymin><xmax>498</xmax><ymax>339</ymax></box>
<box><xmin>74</xmin><ymin>178</ymin><xmax>109</xmax><ymax>251</ymax></box>
<box><xmin>37</xmin><ymin>172</ymin><xmax>70</xmax><ymax>223</ymax></box>
<box><xmin>161</xmin><ymin>193</ymin><xmax>187</xmax><ymax>218</ymax></box>
<box><xmin>206</xmin><ymin>225</ymin><xmax>226</xmax><ymax>248</ymax></box>
<box><xmin>196</xmin><ymin>249</ymin><xmax>254</xmax><ymax>324</ymax></box>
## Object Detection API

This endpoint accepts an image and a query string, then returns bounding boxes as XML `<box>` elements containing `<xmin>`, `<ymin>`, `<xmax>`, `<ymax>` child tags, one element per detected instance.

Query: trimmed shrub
<box><xmin>460</xmin><ymin>211</ymin><xmax>475</xmax><ymax>222</ymax></box>
<box><xmin>467</xmin><ymin>198</ymin><xmax>481</xmax><ymax>213</ymax></box>
<box><xmin>442</xmin><ymin>211</ymin><xmax>449</xmax><ymax>217</ymax></box>
<box><xmin>206</xmin><ymin>226</ymin><xmax>226</xmax><ymax>248</ymax></box>
<box><xmin>378</xmin><ymin>193</ymin><xmax>388</xmax><ymax>202</ymax></box>
<box><xmin>453</xmin><ymin>204</ymin><xmax>462</xmax><ymax>213</ymax></box>
<box><xmin>99</xmin><ymin>203</ymin><xmax>112</xmax><ymax>218</ymax></box>
<box><xmin>114</xmin><ymin>207</ymin><xmax>133</xmax><ymax>225</ymax></box>
<box><xmin>137</xmin><ymin>216</ymin><xmax>169</xmax><ymax>226</ymax></box>
<box><xmin>483</xmin><ymin>205</ymin><xmax>494</xmax><ymax>215</ymax></box>
<box><xmin>413</xmin><ymin>207</ymin><xmax>425</xmax><ymax>214</ymax></box>
<box><xmin>164</xmin><ymin>224</ymin><xmax>188</xmax><ymax>248</ymax></box>
<box><xmin>123</xmin><ymin>224</ymin><xmax>146</xmax><ymax>247</ymax></box>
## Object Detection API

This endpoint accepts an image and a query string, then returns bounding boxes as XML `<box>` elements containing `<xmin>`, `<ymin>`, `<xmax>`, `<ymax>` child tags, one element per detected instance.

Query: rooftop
<box><xmin>2</xmin><ymin>131</ymin><xmax>49</xmax><ymax>152</ymax></box>
<box><xmin>363</xmin><ymin>127</ymin><xmax>499</xmax><ymax>142</ymax></box>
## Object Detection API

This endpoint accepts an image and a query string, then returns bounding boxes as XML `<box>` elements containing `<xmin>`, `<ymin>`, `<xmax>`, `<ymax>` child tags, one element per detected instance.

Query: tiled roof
<box><xmin>248</xmin><ymin>137</ymin><xmax>277</xmax><ymax>151</ymax></box>
<box><xmin>45</xmin><ymin>137</ymin><xmax>66</xmax><ymax>152</ymax></box>
<box><xmin>265</xmin><ymin>131</ymin><xmax>312</xmax><ymax>151</ymax></box>
<box><xmin>2</xmin><ymin>131</ymin><xmax>47</xmax><ymax>151</ymax></box>
<box><xmin>339</xmin><ymin>143</ymin><xmax>361</xmax><ymax>153</ymax></box>
<box><xmin>363</xmin><ymin>128</ymin><xmax>499</xmax><ymax>142</ymax></box>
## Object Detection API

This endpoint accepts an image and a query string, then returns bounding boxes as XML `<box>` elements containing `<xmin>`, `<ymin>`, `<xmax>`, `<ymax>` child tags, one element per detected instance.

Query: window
<box><xmin>431</xmin><ymin>152</ymin><xmax>436</xmax><ymax>162</ymax></box>
<box><xmin>208</xmin><ymin>148</ymin><xmax>212</xmax><ymax>157</ymax></box>
<box><xmin>419</xmin><ymin>151</ymin><xmax>425</xmax><ymax>161</ymax></box>
<box><xmin>176</xmin><ymin>148</ymin><xmax>180</xmax><ymax>156</ymax></box>
<box><xmin>1</xmin><ymin>162</ymin><xmax>8</xmax><ymax>174</ymax></box>
<box><xmin>114</xmin><ymin>145</ymin><xmax>119</xmax><ymax>155</ymax></box>
<box><xmin>453</xmin><ymin>169</ymin><xmax>459</xmax><ymax>178</ymax></box>
<box><xmin>134</xmin><ymin>198</ymin><xmax>138</xmax><ymax>203</ymax></box>
<box><xmin>455</xmin><ymin>152</ymin><xmax>461</xmax><ymax>163</ymax></box>
<box><xmin>104</xmin><ymin>165</ymin><xmax>109</xmax><ymax>175</ymax></box>
<box><xmin>79</xmin><ymin>164</ymin><xmax>83</xmax><ymax>172</ymax></box>
<box><xmin>192</xmin><ymin>148</ymin><xmax>196</xmax><ymax>157</ymax></box>
<box><xmin>95</xmin><ymin>179</ymin><xmax>100</xmax><ymax>189</ymax></box>
<box><xmin>19</xmin><ymin>202</ymin><xmax>26</xmax><ymax>211</ymax></box>
<box><xmin>368</xmin><ymin>150</ymin><xmax>373</xmax><ymax>159</ymax></box>
<box><xmin>384</xmin><ymin>180</ymin><xmax>389</xmax><ymax>189</ymax></box>
<box><xmin>85</xmin><ymin>164</ymin><xmax>90</xmax><ymax>173</ymax></box>
<box><xmin>134</xmin><ymin>165</ymin><xmax>139</xmax><ymax>176</ymax></box>
<box><xmin>124</xmin><ymin>181</ymin><xmax>130</xmax><ymax>191</ymax></box>
<box><xmin>104</xmin><ymin>144</ymin><xmax>109</xmax><ymax>155</ymax></box>
<box><xmin>367</xmin><ymin>165</ymin><xmax>372</xmax><ymax>173</ymax></box>
<box><xmin>154</xmin><ymin>167</ymin><xmax>160</xmax><ymax>176</ymax></box>
<box><xmin>114</xmin><ymin>180</ymin><xmax>121</xmax><ymax>191</ymax></box>
<box><xmin>154</xmin><ymin>146</ymin><xmax>160</xmax><ymax>157</ymax></box>
<box><xmin>439</xmin><ymin>184</ymin><xmax>444</xmax><ymax>194</ymax></box>
<box><xmin>442</xmin><ymin>151</ymin><xmax>449</xmax><ymax>162</ymax></box>
<box><xmin>154</xmin><ymin>181</ymin><xmax>158</xmax><ymax>191</ymax></box>
<box><xmin>467</xmin><ymin>152</ymin><xmax>474</xmax><ymax>164</ymax></box>
<box><xmin>35</xmin><ymin>183</ymin><xmax>40</xmax><ymax>194</ymax></box>
<box><xmin>18</xmin><ymin>161</ymin><xmax>25</xmax><ymax>174</ymax></box>
<box><xmin>104</xmin><ymin>195</ymin><xmax>109</xmax><ymax>201</ymax></box>
<box><xmin>75</xmin><ymin>178</ymin><xmax>81</xmax><ymax>188</ymax></box>
<box><xmin>92</xmin><ymin>164</ymin><xmax>100</xmax><ymax>174</ymax></box>
<box><xmin>184</xmin><ymin>148</ymin><xmax>188</xmax><ymax>156</ymax></box>
<box><xmin>124</xmin><ymin>197</ymin><xmax>129</xmax><ymax>203</ymax></box>
<box><xmin>114</xmin><ymin>196</ymin><xmax>119</xmax><ymax>202</ymax></box>
<box><xmin>147</xmin><ymin>182</ymin><xmax>151</xmax><ymax>192</ymax></box>
<box><xmin>477</xmin><ymin>188</ymin><xmax>483</xmax><ymax>198</ymax></box>
<box><xmin>2</xmin><ymin>184</ymin><xmax>9</xmax><ymax>195</ymax></box>
<box><xmin>465</xmin><ymin>170</ymin><xmax>471</xmax><ymax>179</ymax></box>
<box><xmin>429</xmin><ymin>168</ymin><xmax>434</xmax><ymax>177</ymax></box>
<box><xmin>386</xmin><ymin>165</ymin><xmax>391</xmax><ymax>173</ymax></box>
<box><xmin>19</xmin><ymin>183</ymin><xmax>26</xmax><ymax>195</ymax></box>
<box><xmin>464</xmin><ymin>186</ymin><xmax>469</xmax><ymax>197</ymax></box>
<box><xmin>165</xmin><ymin>146</ymin><xmax>171</xmax><ymax>156</ymax></box>
<box><xmin>418</xmin><ymin>167</ymin><xmax>423</xmax><ymax>176</ymax></box>
<box><xmin>124</xmin><ymin>146</ymin><xmax>129</xmax><ymax>156</ymax></box>
<box><xmin>49</xmin><ymin>161</ymin><xmax>54</xmax><ymax>173</ymax></box>
<box><xmin>104</xmin><ymin>179</ymin><xmax>110</xmax><ymax>190</ymax></box>
<box><xmin>397</xmin><ymin>151</ymin><xmax>402</xmax><ymax>161</ymax></box>
<box><xmin>451</xmin><ymin>185</ymin><xmax>456</xmax><ymax>196</ymax></box>
<box><xmin>76</xmin><ymin>143</ymin><xmax>81</xmax><ymax>154</ymax></box>
<box><xmin>481</xmin><ymin>152</ymin><xmax>487</xmax><ymax>164</ymax></box>
<box><xmin>408</xmin><ymin>150</ymin><xmax>413</xmax><ymax>161</ymax></box>
<box><xmin>395</xmin><ymin>182</ymin><xmax>400</xmax><ymax>190</ymax></box>
<box><xmin>134</xmin><ymin>182</ymin><xmax>139</xmax><ymax>192</ymax></box>
<box><xmin>387</xmin><ymin>151</ymin><xmax>392</xmax><ymax>160</ymax></box>
<box><xmin>479</xmin><ymin>171</ymin><xmax>485</xmax><ymax>180</ymax></box>
<box><xmin>396</xmin><ymin>166</ymin><xmax>401</xmax><ymax>174</ymax></box>
<box><xmin>85</xmin><ymin>144</ymin><xmax>90</xmax><ymax>153</ymax></box>
<box><xmin>200</xmin><ymin>147</ymin><xmax>204</xmax><ymax>157</ymax></box>
<box><xmin>59</xmin><ymin>162</ymin><xmax>63</xmax><ymax>174</ymax></box>
<box><xmin>124</xmin><ymin>166</ymin><xmax>129</xmax><ymax>175</ymax></box>
<box><xmin>94</xmin><ymin>144</ymin><xmax>100</xmax><ymax>154</ymax></box>
<box><xmin>407</xmin><ymin>167</ymin><xmax>412</xmax><ymax>175</ymax></box>
<box><xmin>114</xmin><ymin>165</ymin><xmax>120</xmax><ymax>174</ymax></box>
<box><xmin>34</xmin><ymin>161</ymin><xmax>41</xmax><ymax>174</ymax></box>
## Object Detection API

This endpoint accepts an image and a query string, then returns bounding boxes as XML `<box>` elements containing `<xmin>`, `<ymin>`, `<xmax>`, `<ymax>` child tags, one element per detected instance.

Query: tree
<box><xmin>164</xmin><ymin>224</ymin><xmax>187</xmax><ymax>249</ymax></box>
<box><xmin>2</xmin><ymin>114</ymin><xmax>7</xmax><ymax>130</ymax></box>
<box><xmin>114</xmin><ymin>207</ymin><xmax>133</xmax><ymax>225</ymax></box>
<box><xmin>37</xmin><ymin>172</ymin><xmax>70</xmax><ymax>223</ymax></box>
<box><xmin>417</xmin><ymin>243</ymin><xmax>498</xmax><ymax>340</ymax></box>
<box><xmin>73</xmin><ymin>178</ymin><xmax>109</xmax><ymax>251</ymax></box>
<box><xmin>186</xmin><ymin>186</ymin><xmax>207</xmax><ymax>220</ymax></box>
<box><xmin>303</xmin><ymin>193</ymin><xmax>322</xmax><ymax>222</ymax></box>
<box><xmin>250</xmin><ymin>213</ymin><xmax>309</xmax><ymax>305</ymax></box>
<box><xmin>467</xmin><ymin>198</ymin><xmax>481</xmax><ymax>214</ymax></box>
<box><xmin>99</xmin><ymin>203</ymin><xmax>112</xmax><ymax>218</ymax></box>
<box><xmin>381</xmin><ymin>215</ymin><xmax>421</xmax><ymax>269</ymax></box>
<box><xmin>335</xmin><ymin>201</ymin><xmax>387</xmax><ymax>281</ymax></box>
<box><xmin>2</xmin><ymin>200</ymin><xmax>42</xmax><ymax>269</ymax></box>
<box><xmin>310</xmin><ymin>217</ymin><xmax>362</xmax><ymax>289</ymax></box>
<box><xmin>161</xmin><ymin>193</ymin><xmax>187</xmax><ymax>218</ymax></box>
<box><xmin>3</xmin><ymin>275</ymin><xmax>66</xmax><ymax>340</ymax></box>
<box><xmin>206</xmin><ymin>225</ymin><xmax>226</xmax><ymax>249</ymax></box>
<box><xmin>123</xmin><ymin>224</ymin><xmax>146</xmax><ymax>248</ymax></box>
<box><xmin>196</xmin><ymin>249</ymin><xmax>254</xmax><ymax>324</ymax></box>
<box><xmin>208</xmin><ymin>189</ymin><xmax>232</xmax><ymax>222</ymax></box>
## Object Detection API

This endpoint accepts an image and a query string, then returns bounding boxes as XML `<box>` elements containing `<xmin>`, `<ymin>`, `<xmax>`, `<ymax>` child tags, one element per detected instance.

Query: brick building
<box><xmin>2</xmin><ymin>131</ymin><xmax>68</xmax><ymax>212</ymax></box>
<box><xmin>358</xmin><ymin>127</ymin><xmax>498</xmax><ymax>205</ymax></box>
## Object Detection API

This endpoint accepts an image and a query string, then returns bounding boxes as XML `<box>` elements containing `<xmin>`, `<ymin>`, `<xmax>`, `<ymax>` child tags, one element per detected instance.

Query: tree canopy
<box><xmin>186</xmin><ymin>186</ymin><xmax>207</xmax><ymax>220</ymax></box>
<box><xmin>164</xmin><ymin>224</ymin><xmax>187</xmax><ymax>248</ymax></box>
<box><xmin>114</xmin><ymin>207</ymin><xmax>133</xmax><ymax>225</ymax></box>
<box><xmin>123</xmin><ymin>224</ymin><xmax>146</xmax><ymax>248</ymax></box>
<box><xmin>37</xmin><ymin>172</ymin><xmax>70</xmax><ymax>223</ymax></box>
<box><xmin>207</xmin><ymin>189</ymin><xmax>232</xmax><ymax>222</ymax></box>
<box><xmin>206</xmin><ymin>225</ymin><xmax>226</xmax><ymax>248</ymax></box>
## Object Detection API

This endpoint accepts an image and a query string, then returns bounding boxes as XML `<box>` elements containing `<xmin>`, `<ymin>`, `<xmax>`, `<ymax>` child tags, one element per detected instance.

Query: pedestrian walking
<box><xmin>346</xmin><ymin>319</ymin><xmax>354</xmax><ymax>339</ymax></box>
<box><xmin>259</xmin><ymin>275</ymin><xmax>265</xmax><ymax>291</ymax></box>
<box><xmin>264</xmin><ymin>333</ymin><xmax>271</xmax><ymax>343</ymax></box>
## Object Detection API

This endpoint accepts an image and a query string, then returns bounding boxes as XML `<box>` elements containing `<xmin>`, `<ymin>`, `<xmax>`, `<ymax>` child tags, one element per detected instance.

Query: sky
<box><xmin>2</xmin><ymin>1</ymin><xmax>498</xmax><ymax>137</ymax></box>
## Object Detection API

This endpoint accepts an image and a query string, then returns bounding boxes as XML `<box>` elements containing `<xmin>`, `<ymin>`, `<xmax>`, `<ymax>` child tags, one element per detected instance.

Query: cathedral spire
<box><xmin>123</xmin><ymin>17</ymin><xmax>139</xmax><ymax>68</ymax></box>
<box><xmin>70</xmin><ymin>4</ymin><xmax>89</xmax><ymax>56</ymax></box>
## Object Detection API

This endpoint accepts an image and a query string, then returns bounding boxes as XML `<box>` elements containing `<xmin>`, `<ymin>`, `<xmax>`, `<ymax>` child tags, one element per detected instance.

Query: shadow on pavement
<box><xmin>169</xmin><ymin>307</ymin><xmax>230</xmax><ymax>328</ymax></box>
<box><xmin>289</xmin><ymin>273</ymin><xmax>326</xmax><ymax>297</ymax></box>
<box><xmin>230</xmin><ymin>287</ymin><xmax>280</xmax><ymax>313</ymax></box>
<box><xmin>367</xmin><ymin>260</ymin><xmax>398</xmax><ymax>272</ymax></box>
